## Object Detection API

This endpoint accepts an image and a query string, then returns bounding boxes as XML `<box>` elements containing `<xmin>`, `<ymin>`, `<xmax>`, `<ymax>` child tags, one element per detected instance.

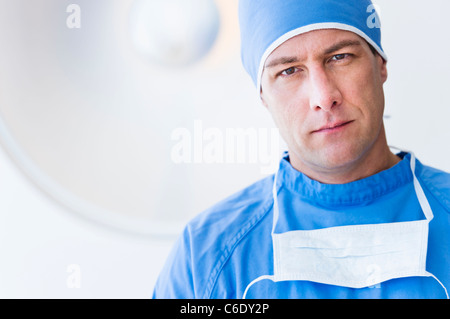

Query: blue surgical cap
<box><xmin>239</xmin><ymin>0</ymin><xmax>387</xmax><ymax>91</ymax></box>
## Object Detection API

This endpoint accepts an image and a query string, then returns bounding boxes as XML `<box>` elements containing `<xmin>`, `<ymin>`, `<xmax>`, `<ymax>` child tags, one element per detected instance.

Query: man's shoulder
<box><xmin>170</xmin><ymin>174</ymin><xmax>275</xmax><ymax>298</ymax></box>
<box><xmin>418</xmin><ymin>162</ymin><xmax>450</xmax><ymax>213</ymax></box>
<box><xmin>187</xmin><ymin>174</ymin><xmax>275</xmax><ymax>237</ymax></box>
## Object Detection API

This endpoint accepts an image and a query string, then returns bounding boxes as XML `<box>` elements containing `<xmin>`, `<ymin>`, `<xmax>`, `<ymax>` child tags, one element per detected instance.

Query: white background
<box><xmin>0</xmin><ymin>0</ymin><xmax>449</xmax><ymax>298</ymax></box>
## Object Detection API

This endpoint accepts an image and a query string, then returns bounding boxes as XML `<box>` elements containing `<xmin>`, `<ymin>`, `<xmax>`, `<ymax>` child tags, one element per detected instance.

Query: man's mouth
<box><xmin>312</xmin><ymin>120</ymin><xmax>354</xmax><ymax>134</ymax></box>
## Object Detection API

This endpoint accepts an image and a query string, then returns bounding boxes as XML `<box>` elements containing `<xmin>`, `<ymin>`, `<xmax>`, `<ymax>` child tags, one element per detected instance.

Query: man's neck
<box><xmin>289</xmin><ymin>131</ymin><xmax>401</xmax><ymax>185</ymax></box>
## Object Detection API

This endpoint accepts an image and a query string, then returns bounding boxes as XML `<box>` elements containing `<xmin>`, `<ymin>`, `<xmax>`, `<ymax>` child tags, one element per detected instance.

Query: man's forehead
<box><xmin>264</xmin><ymin>29</ymin><xmax>365</xmax><ymax>67</ymax></box>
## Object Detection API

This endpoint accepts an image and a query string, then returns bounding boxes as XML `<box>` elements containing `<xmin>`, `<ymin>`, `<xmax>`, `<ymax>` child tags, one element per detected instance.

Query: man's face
<box><xmin>261</xmin><ymin>29</ymin><xmax>388</xmax><ymax>174</ymax></box>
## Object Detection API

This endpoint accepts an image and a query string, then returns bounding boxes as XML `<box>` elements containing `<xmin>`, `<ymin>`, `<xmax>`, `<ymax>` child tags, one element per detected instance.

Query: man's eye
<box><xmin>331</xmin><ymin>53</ymin><xmax>349</xmax><ymax>61</ymax></box>
<box><xmin>280</xmin><ymin>67</ymin><xmax>299</xmax><ymax>76</ymax></box>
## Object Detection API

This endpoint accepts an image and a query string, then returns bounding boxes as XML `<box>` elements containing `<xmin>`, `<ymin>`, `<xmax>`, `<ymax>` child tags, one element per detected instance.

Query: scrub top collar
<box><xmin>276</xmin><ymin>151</ymin><xmax>414</xmax><ymax>208</ymax></box>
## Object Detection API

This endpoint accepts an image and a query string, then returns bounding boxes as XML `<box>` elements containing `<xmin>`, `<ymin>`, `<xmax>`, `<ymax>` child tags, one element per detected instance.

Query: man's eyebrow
<box><xmin>264</xmin><ymin>39</ymin><xmax>362</xmax><ymax>69</ymax></box>
<box><xmin>323</xmin><ymin>39</ymin><xmax>362</xmax><ymax>55</ymax></box>
<box><xmin>264</xmin><ymin>56</ymin><xmax>299</xmax><ymax>69</ymax></box>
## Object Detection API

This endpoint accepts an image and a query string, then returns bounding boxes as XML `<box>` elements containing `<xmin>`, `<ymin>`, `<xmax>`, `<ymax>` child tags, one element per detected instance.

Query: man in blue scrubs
<box><xmin>153</xmin><ymin>0</ymin><xmax>450</xmax><ymax>298</ymax></box>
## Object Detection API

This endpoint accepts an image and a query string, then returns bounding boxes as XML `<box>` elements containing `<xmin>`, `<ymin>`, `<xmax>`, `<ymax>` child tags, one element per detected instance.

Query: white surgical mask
<box><xmin>243</xmin><ymin>152</ymin><xmax>449</xmax><ymax>299</ymax></box>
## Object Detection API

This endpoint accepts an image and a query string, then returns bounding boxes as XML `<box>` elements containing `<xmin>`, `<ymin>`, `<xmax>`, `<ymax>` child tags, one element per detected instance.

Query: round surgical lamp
<box><xmin>129</xmin><ymin>0</ymin><xmax>220</xmax><ymax>66</ymax></box>
<box><xmin>0</xmin><ymin>0</ymin><xmax>238</xmax><ymax>237</ymax></box>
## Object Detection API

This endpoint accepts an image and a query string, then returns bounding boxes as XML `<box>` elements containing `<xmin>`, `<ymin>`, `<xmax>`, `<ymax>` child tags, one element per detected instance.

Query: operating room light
<box><xmin>128</xmin><ymin>0</ymin><xmax>221</xmax><ymax>66</ymax></box>
<box><xmin>0</xmin><ymin>0</ymin><xmax>240</xmax><ymax>237</ymax></box>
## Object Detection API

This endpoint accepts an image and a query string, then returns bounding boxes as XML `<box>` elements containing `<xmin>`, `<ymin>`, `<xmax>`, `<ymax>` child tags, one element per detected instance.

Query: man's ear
<box><xmin>260</xmin><ymin>88</ymin><xmax>269</xmax><ymax>108</ymax></box>
<box><xmin>378</xmin><ymin>55</ymin><xmax>388</xmax><ymax>84</ymax></box>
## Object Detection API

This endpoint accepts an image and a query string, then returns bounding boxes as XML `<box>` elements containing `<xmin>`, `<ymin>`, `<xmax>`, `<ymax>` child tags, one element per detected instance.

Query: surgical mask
<box><xmin>243</xmin><ymin>151</ymin><xmax>449</xmax><ymax>299</ymax></box>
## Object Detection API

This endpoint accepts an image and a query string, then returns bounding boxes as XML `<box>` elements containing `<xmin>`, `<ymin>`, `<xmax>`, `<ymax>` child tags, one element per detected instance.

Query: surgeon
<box><xmin>153</xmin><ymin>0</ymin><xmax>450</xmax><ymax>299</ymax></box>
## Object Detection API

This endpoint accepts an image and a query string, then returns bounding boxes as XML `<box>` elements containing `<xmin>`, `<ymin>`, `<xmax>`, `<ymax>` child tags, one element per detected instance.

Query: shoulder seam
<box><xmin>202</xmin><ymin>194</ymin><xmax>274</xmax><ymax>299</ymax></box>
<box><xmin>418</xmin><ymin>174</ymin><xmax>450</xmax><ymax>214</ymax></box>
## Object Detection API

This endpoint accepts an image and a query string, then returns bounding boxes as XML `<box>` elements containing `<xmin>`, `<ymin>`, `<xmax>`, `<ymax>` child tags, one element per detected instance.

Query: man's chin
<box><xmin>293</xmin><ymin>146</ymin><xmax>365</xmax><ymax>175</ymax></box>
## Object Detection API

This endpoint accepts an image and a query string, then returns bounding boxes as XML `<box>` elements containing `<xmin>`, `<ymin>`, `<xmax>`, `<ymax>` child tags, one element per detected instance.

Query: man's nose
<box><xmin>308</xmin><ymin>67</ymin><xmax>343</xmax><ymax>112</ymax></box>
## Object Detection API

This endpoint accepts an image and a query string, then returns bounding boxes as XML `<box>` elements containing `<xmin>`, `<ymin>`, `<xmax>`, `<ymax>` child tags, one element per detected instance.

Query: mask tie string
<box><xmin>242</xmin><ymin>172</ymin><xmax>280</xmax><ymax>299</ymax></box>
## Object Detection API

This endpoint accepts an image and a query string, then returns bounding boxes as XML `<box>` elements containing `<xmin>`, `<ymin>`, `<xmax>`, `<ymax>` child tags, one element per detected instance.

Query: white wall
<box><xmin>0</xmin><ymin>145</ymin><xmax>175</xmax><ymax>298</ymax></box>
<box><xmin>0</xmin><ymin>0</ymin><xmax>449</xmax><ymax>298</ymax></box>
<box><xmin>378</xmin><ymin>0</ymin><xmax>450</xmax><ymax>169</ymax></box>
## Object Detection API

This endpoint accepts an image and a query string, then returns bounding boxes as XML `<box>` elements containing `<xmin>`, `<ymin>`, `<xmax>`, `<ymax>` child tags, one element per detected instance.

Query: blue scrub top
<box><xmin>153</xmin><ymin>153</ymin><xmax>450</xmax><ymax>299</ymax></box>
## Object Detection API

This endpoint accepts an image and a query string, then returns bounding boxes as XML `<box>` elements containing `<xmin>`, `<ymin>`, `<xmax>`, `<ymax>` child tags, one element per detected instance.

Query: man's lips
<box><xmin>312</xmin><ymin>120</ymin><xmax>354</xmax><ymax>134</ymax></box>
